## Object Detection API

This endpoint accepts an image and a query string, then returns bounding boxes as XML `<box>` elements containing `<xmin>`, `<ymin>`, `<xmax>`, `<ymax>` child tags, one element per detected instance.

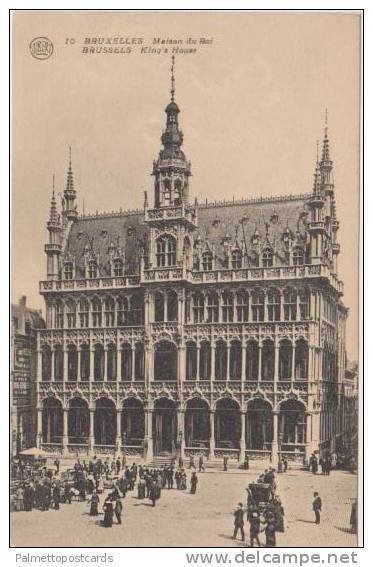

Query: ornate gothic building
<box><xmin>36</xmin><ymin>61</ymin><xmax>347</xmax><ymax>464</ymax></box>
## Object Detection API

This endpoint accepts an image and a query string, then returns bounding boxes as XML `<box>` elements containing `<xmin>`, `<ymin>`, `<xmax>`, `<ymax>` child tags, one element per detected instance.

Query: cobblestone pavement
<box><xmin>11</xmin><ymin>469</ymin><xmax>358</xmax><ymax>547</ymax></box>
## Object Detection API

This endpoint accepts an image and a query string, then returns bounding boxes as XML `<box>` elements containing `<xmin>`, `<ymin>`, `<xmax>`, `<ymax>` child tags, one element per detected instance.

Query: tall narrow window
<box><xmin>222</xmin><ymin>291</ymin><xmax>234</xmax><ymax>322</ymax></box>
<box><xmin>207</xmin><ymin>292</ymin><xmax>219</xmax><ymax>323</ymax></box>
<box><xmin>78</xmin><ymin>298</ymin><xmax>89</xmax><ymax>328</ymax></box>
<box><xmin>262</xmin><ymin>247</ymin><xmax>273</xmax><ymax>268</ymax></box>
<box><xmin>66</xmin><ymin>301</ymin><xmax>76</xmax><ymax>329</ymax></box>
<box><xmin>267</xmin><ymin>289</ymin><xmax>281</xmax><ymax>321</ymax></box>
<box><xmin>132</xmin><ymin>294</ymin><xmax>143</xmax><ymax>325</ymax></box>
<box><xmin>55</xmin><ymin>301</ymin><xmax>64</xmax><ymax>329</ymax></box>
<box><xmin>113</xmin><ymin>258</ymin><xmax>123</xmax><ymax>277</ymax></box>
<box><xmin>293</xmin><ymin>247</ymin><xmax>304</xmax><ymax>266</ymax></box>
<box><xmin>283</xmin><ymin>288</ymin><xmax>297</xmax><ymax>321</ymax></box>
<box><xmin>299</xmin><ymin>289</ymin><xmax>310</xmax><ymax>320</ymax></box>
<box><xmin>236</xmin><ymin>290</ymin><xmax>249</xmax><ymax>322</ymax></box>
<box><xmin>231</xmin><ymin>250</ymin><xmax>242</xmax><ymax>269</ymax></box>
<box><xmin>104</xmin><ymin>297</ymin><xmax>115</xmax><ymax>326</ymax></box>
<box><xmin>117</xmin><ymin>297</ymin><xmax>130</xmax><ymax>326</ymax></box>
<box><xmin>156</xmin><ymin>236</ymin><xmax>176</xmax><ymax>267</ymax></box>
<box><xmin>92</xmin><ymin>298</ymin><xmax>102</xmax><ymax>328</ymax></box>
<box><xmin>64</xmin><ymin>262</ymin><xmax>73</xmax><ymax>280</ymax></box>
<box><xmin>251</xmin><ymin>289</ymin><xmax>264</xmax><ymax>322</ymax></box>
<box><xmin>193</xmin><ymin>292</ymin><xmax>204</xmax><ymax>323</ymax></box>
<box><xmin>88</xmin><ymin>259</ymin><xmax>97</xmax><ymax>279</ymax></box>
<box><xmin>202</xmin><ymin>251</ymin><xmax>213</xmax><ymax>271</ymax></box>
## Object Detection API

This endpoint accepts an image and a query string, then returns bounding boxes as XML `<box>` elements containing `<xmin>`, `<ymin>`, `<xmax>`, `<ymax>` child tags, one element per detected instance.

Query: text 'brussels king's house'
<box><xmin>36</xmin><ymin>60</ymin><xmax>347</xmax><ymax>467</ymax></box>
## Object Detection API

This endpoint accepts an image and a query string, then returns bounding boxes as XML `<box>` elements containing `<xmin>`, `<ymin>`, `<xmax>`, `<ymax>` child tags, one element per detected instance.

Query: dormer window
<box><xmin>88</xmin><ymin>259</ymin><xmax>97</xmax><ymax>279</ymax></box>
<box><xmin>293</xmin><ymin>247</ymin><xmax>305</xmax><ymax>266</ymax></box>
<box><xmin>202</xmin><ymin>251</ymin><xmax>213</xmax><ymax>271</ymax></box>
<box><xmin>113</xmin><ymin>258</ymin><xmax>124</xmax><ymax>277</ymax></box>
<box><xmin>262</xmin><ymin>247</ymin><xmax>273</xmax><ymax>268</ymax></box>
<box><xmin>231</xmin><ymin>250</ymin><xmax>242</xmax><ymax>269</ymax></box>
<box><xmin>64</xmin><ymin>261</ymin><xmax>73</xmax><ymax>280</ymax></box>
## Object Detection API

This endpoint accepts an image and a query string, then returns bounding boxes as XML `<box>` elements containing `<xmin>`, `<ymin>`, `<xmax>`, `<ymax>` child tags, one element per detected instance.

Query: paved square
<box><xmin>11</xmin><ymin>469</ymin><xmax>357</xmax><ymax>547</ymax></box>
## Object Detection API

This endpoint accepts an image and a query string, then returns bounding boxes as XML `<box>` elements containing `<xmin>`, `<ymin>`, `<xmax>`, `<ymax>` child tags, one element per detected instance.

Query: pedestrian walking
<box><xmin>233</xmin><ymin>503</ymin><xmax>245</xmax><ymax>542</ymax></box>
<box><xmin>89</xmin><ymin>490</ymin><xmax>100</xmax><ymax>516</ymax></box>
<box><xmin>102</xmin><ymin>497</ymin><xmax>114</xmax><ymax>527</ymax></box>
<box><xmin>312</xmin><ymin>492</ymin><xmax>322</xmax><ymax>524</ymax></box>
<box><xmin>190</xmin><ymin>472</ymin><xmax>198</xmax><ymax>494</ymax></box>
<box><xmin>264</xmin><ymin>513</ymin><xmax>277</xmax><ymax>547</ymax></box>
<box><xmin>114</xmin><ymin>497</ymin><xmax>123</xmax><ymax>525</ymax></box>
<box><xmin>198</xmin><ymin>455</ymin><xmax>205</xmax><ymax>472</ymax></box>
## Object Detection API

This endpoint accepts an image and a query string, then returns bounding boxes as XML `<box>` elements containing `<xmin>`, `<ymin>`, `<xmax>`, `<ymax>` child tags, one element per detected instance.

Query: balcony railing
<box><xmin>40</xmin><ymin>275</ymin><xmax>140</xmax><ymax>293</ymax></box>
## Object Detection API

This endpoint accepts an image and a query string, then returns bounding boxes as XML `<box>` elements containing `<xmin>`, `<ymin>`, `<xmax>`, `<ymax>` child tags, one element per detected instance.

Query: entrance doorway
<box><xmin>153</xmin><ymin>398</ymin><xmax>177</xmax><ymax>455</ymax></box>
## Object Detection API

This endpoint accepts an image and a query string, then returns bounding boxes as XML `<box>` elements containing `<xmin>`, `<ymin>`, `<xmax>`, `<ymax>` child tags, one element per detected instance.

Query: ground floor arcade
<box><xmin>37</xmin><ymin>395</ymin><xmax>321</xmax><ymax>463</ymax></box>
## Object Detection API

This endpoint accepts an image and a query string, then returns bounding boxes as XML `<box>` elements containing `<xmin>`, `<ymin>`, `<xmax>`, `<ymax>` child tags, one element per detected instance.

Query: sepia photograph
<box><xmin>10</xmin><ymin>9</ymin><xmax>361</xmax><ymax>548</ymax></box>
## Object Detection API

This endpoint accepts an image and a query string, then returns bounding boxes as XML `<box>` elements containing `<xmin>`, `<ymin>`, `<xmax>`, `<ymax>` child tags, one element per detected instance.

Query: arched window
<box><xmin>67</xmin><ymin>344</ymin><xmax>78</xmax><ymax>382</ymax></box>
<box><xmin>250</xmin><ymin>251</ymin><xmax>259</xmax><ymax>267</ymax></box>
<box><xmin>262</xmin><ymin>339</ymin><xmax>274</xmax><ymax>381</ymax></box>
<box><xmin>117</xmin><ymin>296</ymin><xmax>130</xmax><ymax>327</ymax></box>
<box><xmin>207</xmin><ymin>292</ymin><xmax>219</xmax><ymax>323</ymax></box>
<box><xmin>113</xmin><ymin>258</ymin><xmax>123</xmax><ymax>277</ymax></box>
<box><xmin>91</xmin><ymin>298</ymin><xmax>102</xmax><ymax>328</ymax></box>
<box><xmin>66</xmin><ymin>300</ymin><xmax>76</xmax><ymax>329</ymax></box>
<box><xmin>186</xmin><ymin>342</ymin><xmax>197</xmax><ymax>380</ymax></box>
<box><xmin>88</xmin><ymin>259</ymin><xmax>97</xmax><ymax>279</ymax></box>
<box><xmin>236</xmin><ymin>290</ymin><xmax>249</xmax><ymax>322</ymax></box>
<box><xmin>200</xmin><ymin>341</ymin><xmax>211</xmax><ymax>380</ymax></box>
<box><xmin>42</xmin><ymin>345</ymin><xmax>52</xmax><ymax>382</ymax></box>
<box><xmin>279</xmin><ymin>339</ymin><xmax>293</xmax><ymax>380</ymax></box>
<box><xmin>104</xmin><ymin>297</ymin><xmax>115</xmax><ymax>327</ymax></box>
<box><xmin>231</xmin><ymin>249</ymin><xmax>242</xmax><ymax>269</ymax></box>
<box><xmin>283</xmin><ymin>288</ymin><xmax>297</xmax><ymax>321</ymax></box>
<box><xmin>174</xmin><ymin>179</ymin><xmax>182</xmax><ymax>203</ymax></box>
<box><xmin>64</xmin><ymin>261</ymin><xmax>73</xmax><ymax>280</ymax></box>
<box><xmin>299</xmin><ymin>289</ymin><xmax>310</xmax><ymax>320</ymax></box>
<box><xmin>293</xmin><ymin>247</ymin><xmax>304</xmax><ymax>266</ymax></box>
<box><xmin>262</xmin><ymin>247</ymin><xmax>273</xmax><ymax>268</ymax></box>
<box><xmin>156</xmin><ymin>235</ymin><xmax>176</xmax><ymax>267</ymax></box>
<box><xmin>121</xmin><ymin>343</ymin><xmax>132</xmax><ymax>380</ymax></box>
<box><xmin>107</xmin><ymin>343</ymin><xmax>117</xmax><ymax>381</ymax></box>
<box><xmin>55</xmin><ymin>301</ymin><xmax>64</xmax><ymax>329</ymax></box>
<box><xmin>280</xmin><ymin>400</ymin><xmax>306</xmax><ymax>444</ymax></box>
<box><xmin>267</xmin><ymin>289</ymin><xmax>281</xmax><ymax>321</ymax></box>
<box><xmin>78</xmin><ymin>298</ymin><xmax>89</xmax><ymax>328</ymax></box>
<box><xmin>135</xmin><ymin>343</ymin><xmax>144</xmax><ymax>380</ymax></box>
<box><xmin>202</xmin><ymin>251</ymin><xmax>213</xmax><ymax>271</ymax></box>
<box><xmin>94</xmin><ymin>344</ymin><xmax>104</xmax><ymax>381</ymax></box>
<box><xmin>54</xmin><ymin>344</ymin><xmax>63</xmax><ymax>382</ymax></box>
<box><xmin>295</xmin><ymin>339</ymin><xmax>308</xmax><ymax>380</ymax></box>
<box><xmin>193</xmin><ymin>292</ymin><xmax>204</xmax><ymax>323</ymax></box>
<box><xmin>183</xmin><ymin>236</ymin><xmax>191</xmax><ymax>268</ymax></box>
<box><xmin>215</xmin><ymin>340</ymin><xmax>227</xmax><ymax>380</ymax></box>
<box><xmin>251</xmin><ymin>289</ymin><xmax>264</xmax><ymax>322</ymax></box>
<box><xmin>230</xmin><ymin>340</ymin><xmax>242</xmax><ymax>380</ymax></box>
<box><xmin>222</xmin><ymin>291</ymin><xmax>234</xmax><ymax>322</ymax></box>
<box><xmin>80</xmin><ymin>343</ymin><xmax>90</xmax><ymax>381</ymax></box>
<box><xmin>246</xmin><ymin>340</ymin><xmax>259</xmax><ymax>381</ymax></box>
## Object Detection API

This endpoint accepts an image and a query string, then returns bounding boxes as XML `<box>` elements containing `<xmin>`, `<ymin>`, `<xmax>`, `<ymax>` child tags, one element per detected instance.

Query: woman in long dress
<box><xmin>15</xmin><ymin>486</ymin><xmax>24</xmax><ymax>511</ymax></box>
<box><xmin>102</xmin><ymin>497</ymin><xmax>114</xmax><ymax>527</ymax></box>
<box><xmin>89</xmin><ymin>490</ymin><xmax>100</xmax><ymax>516</ymax></box>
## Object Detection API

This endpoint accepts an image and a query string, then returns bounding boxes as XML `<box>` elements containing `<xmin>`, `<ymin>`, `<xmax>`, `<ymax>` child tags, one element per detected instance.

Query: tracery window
<box><xmin>117</xmin><ymin>297</ymin><xmax>130</xmax><ymax>327</ymax></box>
<box><xmin>92</xmin><ymin>297</ymin><xmax>102</xmax><ymax>328</ymax></box>
<box><xmin>222</xmin><ymin>291</ymin><xmax>234</xmax><ymax>322</ymax></box>
<box><xmin>293</xmin><ymin>247</ymin><xmax>305</xmax><ymax>266</ymax></box>
<box><xmin>267</xmin><ymin>288</ymin><xmax>281</xmax><ymax>321</ymax></box>
<box><xmin>262</xmin><ymin>247</ymin><xmax>273</xmax><ymax>268</ymax></box>
<box><xmin>88</xmin><ymin>259</ymin><xmax>98</xmax><ymax>279</ymax></box>
<box><xmin>156</xmin><ymin>235</ymin><xmax>176</xmax><ymax>267</ymax></box>
<box><xmin>236</xmin><ymin>290</ymin><xmax>249</xmax><ymax>322</ymax></box>
<box><xmin>202</xmin><ymin>251</ymin><xmax>213</xmax><ymax>271</ymax></box>
<box><xmin>78</xmin><ymin>298</ymin><xmax>89</xmax><ymax>328</ymax></box>
<box><xmin>251</xmin><ymin>289</ymin><xmax>264</xmax><ymax>322</ymax></box>
<box><xmin>193</xmin><ymin>292</ymin><xmax>204</xmax><ymax>323</ymax></box>
<box><xmin>66</xmin><ymin>300</ymin><xmax>76</xmax><ymax>329</ymax></box>
<box><xmin>206</xmin><ymin>292</ymin><xmax>219</xmax><ymax>323</ymax></box>
<box><xmin>283</xmin><ymin>288</ymin><xmax>297</xmax><ymax>321</ymax></box>
<box><xmin>299</xmin><ymin>289</ymin><xmax>310</xmax><ymax>320</ymax></box>
<box><xmin>113</xmin><ymin>258</ymin><xmax>124</xmax><ymax>277</ymax></box>
<box><xmin>55</xmin><ymin>301</ymin><xmax>64</xmax><ymax>329</ymax></box>
<box><xmin>104</xmin><ymin>297</ymin><xmax>115</xmax><ymax>326</ymax></box>
<box><xmin>231</xmin><ymin>250</ymin><xmax>242</xmax><ymax>269</ymax></box>
<box><xmin>64</xmin><ymin>262</ymin><xmax>73</xmax><ymax>280</ymax></box>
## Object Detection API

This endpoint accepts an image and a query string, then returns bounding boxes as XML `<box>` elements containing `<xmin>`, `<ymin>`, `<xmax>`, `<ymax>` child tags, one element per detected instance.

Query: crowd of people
<box><xmin>11</xmin><ymin>455</ymin><xmax>200</xmax><ymax>523</ymax></box>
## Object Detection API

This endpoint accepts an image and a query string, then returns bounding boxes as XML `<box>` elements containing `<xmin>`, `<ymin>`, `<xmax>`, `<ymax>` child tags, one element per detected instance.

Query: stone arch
<box><xmin>278</xmin><ymin>399</ymin><xmax>307</xmax><ymax>446</ymax></box>
<box><xmin>185</xmin><ymin>398</ymin><xmax>210</xmax><ymax>448</ymax></box>
<box><xmin>215</xmin><ymin>397</ymin><xmax>241</xmax><ymax>449</ymax></box>
<box><xmin>246</xmin><ymin>398</ymin><xmax>273</xmax><ymax>450</ymax></box>
<box><xmin>154</xmin><ymin>340</ymin><xmax>177</xmax><ymax>381</ymax></box>
<box><xmin>42</xmin><ymin>397</ymin><xmax>63</xmax><ymax>444</ymax></box>
<box><xmin>121</xmin><ymin>397</ymin><xmax>145</xmax><ymax>446</ymax></box>
<box><xmin>153</xmin><ymin>397</ymin><xmax>177</xmax><ymax>455</ymax></box>
<box><xmin>68</xmin><ymin>397</ymin><xmax>89</xmax><ymax>444</ymax></box>
<box><xmin>94</xmin><ymin>397</ymin><xmax>116</xmax><ymax>446</ymax></box>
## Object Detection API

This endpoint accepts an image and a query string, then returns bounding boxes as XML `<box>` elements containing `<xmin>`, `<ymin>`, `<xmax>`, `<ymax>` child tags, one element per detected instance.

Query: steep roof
<box><xmin>63</xmin><ymin>194</ymin><xmax>311</xmax><ymax>275</ymax></box>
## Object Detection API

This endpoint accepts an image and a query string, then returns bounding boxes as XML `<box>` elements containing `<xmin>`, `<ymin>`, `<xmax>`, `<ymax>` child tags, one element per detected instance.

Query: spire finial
<box><xmin>52</xmin><ymin>173</ymin><xmax>55</xmax><ymax>196</ymax></box>
<box><xmin>324</xmin><ymin>107</ymin><xmax>328</xmax><ymax>138</ymax></box>
<box><xmin>69</xmin><ymin>145</ymin><xmax>72</xmax><ymax>170</ymax></box>
<box><xmin>316</xmin><ymin>139</ymin><xmax>319</xmax><ymax>165</ymax></box>
<box><xmin>171</xmin><ymin>55</ymin><xmax>175</xmax><ymax>102</ymax></box>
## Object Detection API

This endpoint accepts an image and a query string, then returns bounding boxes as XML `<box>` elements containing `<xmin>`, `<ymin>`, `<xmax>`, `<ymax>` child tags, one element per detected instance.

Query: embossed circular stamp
<box><xmin>29</xmin><ymin>37</ymin><xmax>54</xmax><ymax>60</ymax></box>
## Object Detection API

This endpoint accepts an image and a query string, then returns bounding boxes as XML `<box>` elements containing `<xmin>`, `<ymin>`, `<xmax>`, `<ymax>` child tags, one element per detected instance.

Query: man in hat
<box><xmin>248</xmin><ymin>510</ymin><xmax>261</xmax><ymax>547</ymax></box>
<box><xmin>312</xmin><ymin>492</ymin><xmax>322</xmax><ymax>524</ymax></box>
<box><xmin>233</xmin><ymin>502</ymin><xmax>245</xmax><ymax>542</ymax></box>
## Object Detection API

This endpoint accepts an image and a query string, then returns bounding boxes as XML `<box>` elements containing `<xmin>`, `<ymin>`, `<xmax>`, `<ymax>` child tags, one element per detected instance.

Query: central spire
<box><xmin>170</xmin><ymin>55</ymin><xmax>175</xmax><ymax>102</ymax></box>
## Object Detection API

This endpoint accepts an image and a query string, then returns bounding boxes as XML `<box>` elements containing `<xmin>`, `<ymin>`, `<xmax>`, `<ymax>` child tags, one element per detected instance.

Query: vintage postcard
<box><xmin>10</xmin><ymin>10</ymin><xmax>361</xmax><ymax>548</ymax></box>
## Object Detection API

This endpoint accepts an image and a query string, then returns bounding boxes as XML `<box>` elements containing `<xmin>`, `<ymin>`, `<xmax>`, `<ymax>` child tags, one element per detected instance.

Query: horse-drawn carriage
<box><xmin>247</xmin><ymin>482</ymin><xmax>274</xmax><ymax>515</ymax></box>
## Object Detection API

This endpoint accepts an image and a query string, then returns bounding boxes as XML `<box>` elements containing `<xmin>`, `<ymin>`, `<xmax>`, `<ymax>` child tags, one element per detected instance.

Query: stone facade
<box><xmin>35</xmin><ymin>62</ymin><xmax>348</xmax><ymax>465</ymax></box>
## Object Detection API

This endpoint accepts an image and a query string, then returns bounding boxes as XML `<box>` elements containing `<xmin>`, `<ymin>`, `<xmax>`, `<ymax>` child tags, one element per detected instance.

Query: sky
<box><xmin>11</xmin><ymin>11</ymin><xmax>360</xmax><ymax>360</ymax></box>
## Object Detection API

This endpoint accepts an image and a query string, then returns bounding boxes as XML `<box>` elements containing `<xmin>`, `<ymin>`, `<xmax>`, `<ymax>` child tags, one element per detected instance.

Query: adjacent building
<box><xmin>11</xmin><ymin>296</ymin><xmax>45</xmax><ymax>457</ymax></box>
<box><xmin>35</xmin><ymin>61</ymin><xmax>348</xmax><ymax>464</ymax></box>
